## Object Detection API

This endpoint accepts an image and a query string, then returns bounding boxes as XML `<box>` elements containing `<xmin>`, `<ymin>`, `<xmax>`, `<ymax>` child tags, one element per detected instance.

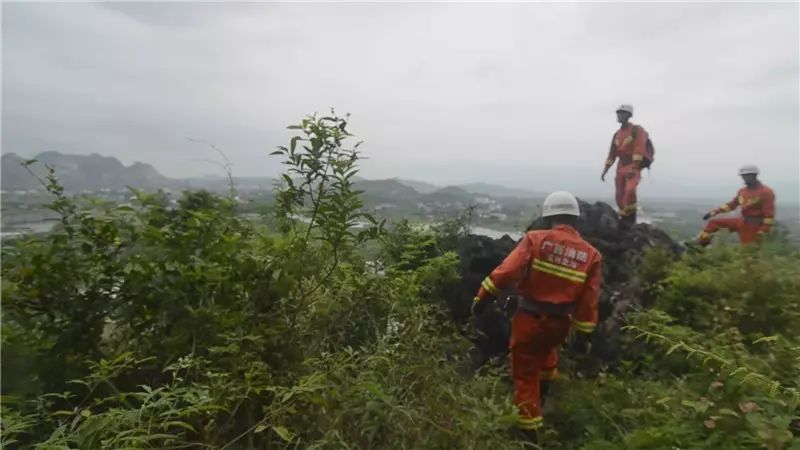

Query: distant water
<box><xmin>1</xmin><ymin>221</ymin><xmax>56</xmax><ymax>238</ymax></box>
<box><xmin>470</xmin><ymin>226</ymin><xmax>523</xmax><ymax>240</ymax></box>
<box><xmin>0</xmin><ymin>221</ymin><xmax>550</xmax><ymax>242</ymax></box>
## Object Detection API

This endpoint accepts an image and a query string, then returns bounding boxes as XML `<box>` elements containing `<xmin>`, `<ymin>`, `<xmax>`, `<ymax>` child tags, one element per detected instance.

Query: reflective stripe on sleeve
<box><xmin>481</xmin><ymin>277</ymin><xmax>501</xmax><ymax>295</ymax></box>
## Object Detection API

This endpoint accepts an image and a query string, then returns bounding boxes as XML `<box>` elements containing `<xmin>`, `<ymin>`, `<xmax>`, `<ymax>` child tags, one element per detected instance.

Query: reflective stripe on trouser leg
<box><xmin>511</xmin><ymin>314</ymin><xmax>544</xmax><ymax>427</ymax></box>
<box><xmin>704</xmin><ymin>217</ymin><xmax>740</xmax><ymax>234</ymax></box>
<box><xmin>517</xmin><ymin>416</ymin><xmax>543</xmax><ymax>430</ymax></box>
<box><xmin>614</xmin><ymin>171</ymin><xmax>626</xmax><ymax>212</ymax></box>
<box><xmin>510</xmin><ymin>313</ymin><xmax>570</xmax><ymax>430</ymax></box>
<box><xmin>622</xmin><ymin>168</ymin><xmax>640</xmax><ymax>215</ymax></box>
<box><xmin>510</xmin><ymin>311</ymin><xmax>570</xmax><ymax>429</ymax></box>
<box><xmin>738</xmin><ymin>222</ymin><xmax>761</xmax><ymax>245</ymax></box>
<box><xmin>511</xmin><ymin>332</ymin><xmax>542</xmax><ymax>425</ymax></box>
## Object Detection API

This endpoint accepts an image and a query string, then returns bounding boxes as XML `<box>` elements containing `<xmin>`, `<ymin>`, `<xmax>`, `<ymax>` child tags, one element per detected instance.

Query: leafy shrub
<box><xmin>3</xmin><ymin>112</ymin><xmax>797</xmax><ymax>449</ymax></box>
<box><xmin>1</xmin><ymin>113</ymin><xmax>525</xmax><ymax>449</ymax></box>
<box><xmin>545</xmin><ymin>244</ymin><xmax>800</xmax><ymax>449</ymax></box>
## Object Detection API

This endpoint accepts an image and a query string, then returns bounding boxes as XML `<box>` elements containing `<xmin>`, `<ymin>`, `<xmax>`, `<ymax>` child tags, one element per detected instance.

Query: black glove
<box><xmin>471</xmin><ymin>297</ymin><xmax>490</xmax><ymax>317</ymax></box>
<box><xmin>573</xmin><ymin>332</ymin><xmax>593</xmax><ymax>355</ymax></box>
<box><xmin>703</xmin><ymin>209</ymin><xmax>718</xmax><ymax>221</ymax></box>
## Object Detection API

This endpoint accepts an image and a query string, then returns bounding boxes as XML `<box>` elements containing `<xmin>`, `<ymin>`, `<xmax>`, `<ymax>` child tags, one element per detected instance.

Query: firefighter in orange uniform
<box><xmin>695</xmin><ymin>164</ymin><xmax>775</xmax><ymax>246</ymax></box>
<box><xmin>472</xmin><ymin>191</ymin><xmax>602</xmax><ymax>441</ymax></box>
<box><xmin>602</xmin><ymin>104</ymin><xmax>650</xmax><ymax>228</ymax></box>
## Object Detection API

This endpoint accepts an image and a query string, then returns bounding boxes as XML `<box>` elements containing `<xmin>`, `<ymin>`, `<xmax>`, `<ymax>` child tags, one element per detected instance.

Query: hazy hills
<box><xmin>2</xmin><ymin>152</ymin><xmax>539</xmax><ymax>203</ymax></box>
<box><xmin>2</xmin><ymin>152</ymin><xmax>173</xmax><ymax>192</ymax></box>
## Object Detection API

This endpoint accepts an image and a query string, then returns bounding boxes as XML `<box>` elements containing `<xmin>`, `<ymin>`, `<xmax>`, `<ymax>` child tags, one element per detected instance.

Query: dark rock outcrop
<box><xmin>457</xmin><ymin>200</ymin><xmax>682</xmax><ymax>367</ymax></box>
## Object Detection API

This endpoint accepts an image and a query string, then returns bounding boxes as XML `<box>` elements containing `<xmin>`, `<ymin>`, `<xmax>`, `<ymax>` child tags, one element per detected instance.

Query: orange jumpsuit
<box><xmin>605</xmin><ymin>124</ymin><xmax>648</xmax><ymax>218</ymax></box>
<box><xmin>474</xmin><ymin>225</ymin><xmax>602</xmax><ymax>431</ymax></box>
<box><xmin>701</xmin><ymin>183</ymin><xmax>776</xmax><ymax>245</ymax></box>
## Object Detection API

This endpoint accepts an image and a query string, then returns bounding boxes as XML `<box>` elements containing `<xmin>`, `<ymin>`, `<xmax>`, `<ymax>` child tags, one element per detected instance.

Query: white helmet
<box><xmin>542</xmin><ymin>191</ymin><xmax>580</xmax><ymax>218</ymax></box>
<box><xmin>738</xmin><ymin>164</ymin><xmax>760</xmax><ymax>176</ymax></box>
<box><xmin>616</xmin><ymin>104</ymin><xmax>634</xmax><ymax>115</ymax></box>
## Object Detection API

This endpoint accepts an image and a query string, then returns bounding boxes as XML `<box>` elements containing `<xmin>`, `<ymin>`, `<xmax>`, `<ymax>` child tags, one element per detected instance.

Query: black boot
<box><xmin>619</xmin><ymin>211</ymin><xmax>636</xmax><ymax>230</ymax></box>
<box><xmin>518</xmin><ymin>428</ymin><xmax>540</xmax><ymax>446</ymax></box>
<box><xmin>684</xmin><ymin>240</ymin><xmax>704</xmax><ymax>253</ymax></box>
<box><xmin>540</xmin><ymin>380</ymin><xmax>552</xmax><ymax>407</ymax></box>
<box><xmin>619</xmin><ymin>214</ymin><xmax>632</xmax><ymax>231</ymax></box>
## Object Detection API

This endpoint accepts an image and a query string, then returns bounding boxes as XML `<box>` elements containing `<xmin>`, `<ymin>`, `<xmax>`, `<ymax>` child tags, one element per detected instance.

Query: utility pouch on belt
<box><xmin>743</xmin><ymin>216</ymin><xmax>764</xmax><ymax>225</ymax></box>
<box><xmin>518</xmin><ymin>297</ymin><xmax>576</xmax><ymax>317</ymax></box>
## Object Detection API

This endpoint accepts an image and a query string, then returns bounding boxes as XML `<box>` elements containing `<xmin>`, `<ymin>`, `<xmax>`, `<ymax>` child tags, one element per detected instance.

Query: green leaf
<box><xmin>164</xmin><ymin>421</ymin><xmax>196</xmax><ymax>433</ymax></box>
<box><xmin>666</xmin><ymin>343</ymin><xmax>683</xmax><ymax>355</ymax></box>
<box><xmin>272</xmin><ymin>425</ymin><xmax>294</xmax><ymax>441</ymax></box>
<box><xmin>290</xmin><ymin>136</ymin><xmax>302</xmax><ymax>152</ymax></box>
<box><xmin>655</xmin><ymin>397</ymin><xmax>671</xmax><ymax>405</ymax></box>
<box><xmin>753</xmin><ymin>335</ymin><xmax>779</xmax><ymax>344</ymax></box>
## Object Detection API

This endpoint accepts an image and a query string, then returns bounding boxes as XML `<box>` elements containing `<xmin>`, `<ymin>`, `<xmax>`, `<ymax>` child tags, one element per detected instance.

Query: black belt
<box><xmin>743</xmin><ymin>216</ymin><xmax>764</xmax><ymax>225</ymax></box>
<box><xmin>618</xmin><ymin>156</ymin><xmax>634</xmax><ymax>165</ymax></box>
<box><xmin>517</xmin><ymin>297</ymin><xmax>576</xmax><ymax>317</ymax></box>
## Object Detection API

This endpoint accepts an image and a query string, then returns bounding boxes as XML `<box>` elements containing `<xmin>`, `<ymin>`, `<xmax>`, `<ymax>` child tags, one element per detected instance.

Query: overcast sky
<box><xmin>2</xmin><ymin>2</ymin><xmax>799</xmax><ymax>202</ymax></box>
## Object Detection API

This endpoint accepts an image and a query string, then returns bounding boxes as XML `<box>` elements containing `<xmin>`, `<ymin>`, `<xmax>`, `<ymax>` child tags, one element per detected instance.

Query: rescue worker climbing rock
<box><xmin>471</xmin><ymin>191</ymin><xmax>601</xmax><ymax>441</ymax></box>
<box><xmin>693</xmin><ymin>164</ymin><xmax>775</xmax><ymax>247</ymax></box>
<box><xmin>602</xmin><ymin>104</ymin><xmax>650</xmax><ymax>229</ymax></box>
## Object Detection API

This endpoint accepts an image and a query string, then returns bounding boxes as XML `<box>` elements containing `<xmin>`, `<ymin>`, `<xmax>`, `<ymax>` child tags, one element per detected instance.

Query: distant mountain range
<box><xmin>457</xmin><ymin>182</ymin><xmax>543</xmax><ymax>199</ymax></box>
<box><xmin>389</xmin><ymin>178</ymin><xmax>440</xmax><ymax>194</ymax></box>
<box><xmin>2</xmin><ymin>151</ymin><xmax>541</xmax><ymax>201</ymax></box>
<box><xmin>2</xmin><ymin>152</ymin><xmax>174</xmax><ymax>192</ymax></box>
<box><xmin>387</xmin><ymin>178</ymin><xmax>543</xmax><ymax>199</ymax></box>
<box><xmin>352</xmin><ymin>178</ymin><xmax>482</xmax><ymax>213</ymax></box>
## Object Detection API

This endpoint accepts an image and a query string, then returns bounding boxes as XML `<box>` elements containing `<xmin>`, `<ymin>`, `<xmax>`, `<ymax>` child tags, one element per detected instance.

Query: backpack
<box><xmin>631</xmin><ymin>125</ymin><xmax>655</xmax><ymax>169</ymax></box>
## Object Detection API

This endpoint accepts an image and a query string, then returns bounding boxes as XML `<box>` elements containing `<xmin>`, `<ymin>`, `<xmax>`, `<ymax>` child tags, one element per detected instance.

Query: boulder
<box><xmin>457</xmin><ymin>200</ymin><xmax>682</xmax><ymax>367</ymax></box>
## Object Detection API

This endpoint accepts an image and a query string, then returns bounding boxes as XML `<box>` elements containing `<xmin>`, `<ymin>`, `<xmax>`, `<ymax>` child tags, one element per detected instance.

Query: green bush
<box><xmin>1</xmin><ymin>113</ymin><xmax>525</xmax><ymax>449</ymax></box>
<box><xmin>2</xmin><ymin>112</ymin><xmax>797</xmax><ymax>449</ymax></box>
<box><xmin>543</xmin><ymin>245</ymin><xmax>800</xmax><ymax>449</ymax></box>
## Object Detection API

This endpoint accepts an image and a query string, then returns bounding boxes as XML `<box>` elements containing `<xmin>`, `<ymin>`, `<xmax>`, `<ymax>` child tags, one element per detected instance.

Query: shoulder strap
<box><xmin>522</xmin><ymin>232</ymin><xmax>538</xmax><ymax>281</ymax></box>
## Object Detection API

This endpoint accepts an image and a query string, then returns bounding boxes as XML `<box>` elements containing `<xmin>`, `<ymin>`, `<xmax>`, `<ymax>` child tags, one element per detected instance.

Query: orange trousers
<box><xmin>510</xmin><ymin>311</ymin><xmax>571</xmax><ymax>429</ymax></box>
<box><xmin>615</xmin><ymin>164</ymin><xmax>640</xmax><ymax>216</ymax></box>
<box><xmin>703</xmin><ymin>218</ymin><xmax>760</xmax><ymax>245</ymax></box>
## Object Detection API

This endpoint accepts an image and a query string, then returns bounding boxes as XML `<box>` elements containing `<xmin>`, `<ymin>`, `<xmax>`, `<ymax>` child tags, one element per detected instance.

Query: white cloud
<box><xmin>2</xmin><ymin>2</ymin><xmax>798</xmax><ymax>202</ymax></box>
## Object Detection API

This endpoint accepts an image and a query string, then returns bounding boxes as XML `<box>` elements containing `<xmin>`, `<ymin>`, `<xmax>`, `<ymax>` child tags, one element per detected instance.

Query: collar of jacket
<box><xmin>744</xmin><ymin>181</ymin><xmax>762</xmax><ymax>190</ymax></box>
<box><xmin>551</xmin><ymin>224</ymin><xmax>579</xmax><ymax>235</ymax></box>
